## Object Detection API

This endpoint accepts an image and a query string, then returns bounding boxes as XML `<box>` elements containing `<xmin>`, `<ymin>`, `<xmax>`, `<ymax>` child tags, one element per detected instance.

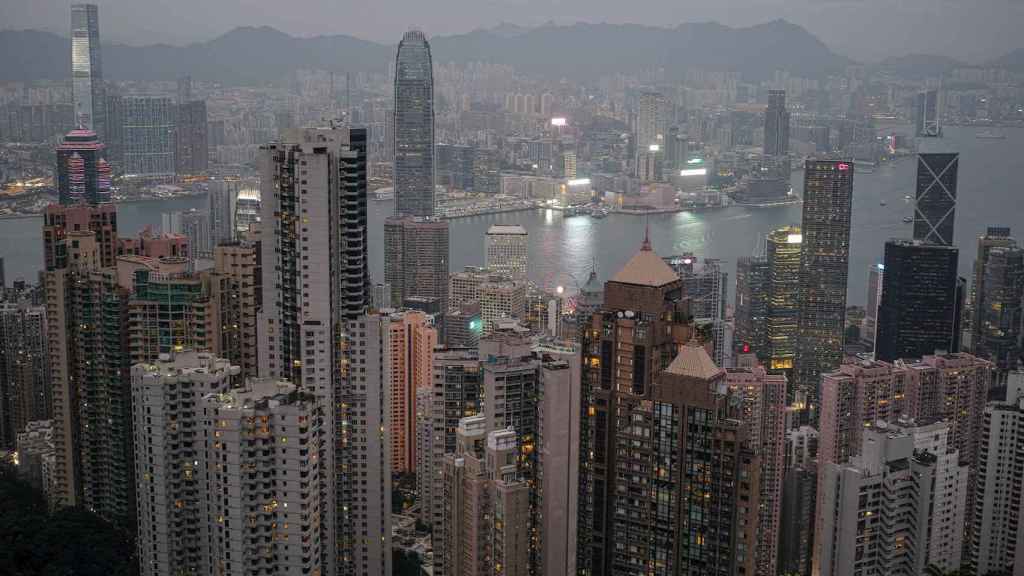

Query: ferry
<box><xmin>903</xmin><ymin>216</ymin><xmax>913</xmax><ymax>223</ymax></box>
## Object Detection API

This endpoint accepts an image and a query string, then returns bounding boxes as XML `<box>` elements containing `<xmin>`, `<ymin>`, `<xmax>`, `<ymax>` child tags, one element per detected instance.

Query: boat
<box><xmin>880</xmin><ymin>200</ymin><xmax>887</xmax><ymax>206</ymax></box>
<box><xmin>563</xmin><ymin>205</ymin><xmax>587</xmax><ymax>217</ymax></box>
<box><xmin>903</xmin><ymin>216</ymin><xmax>913</xmax><ymax>223</ymax></box>
<box><xmin>977</xmin><ymin>130</ymin><xmax>1007</xmax><ymax>140</ymax></box>
<box><xmin>904</xmin><ymin>195</ymin><xmax>913</xmax><ymax>200</ymax></box>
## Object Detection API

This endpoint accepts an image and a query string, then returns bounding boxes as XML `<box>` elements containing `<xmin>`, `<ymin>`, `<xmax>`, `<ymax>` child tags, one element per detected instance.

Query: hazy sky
<box><xmin>2</xmin><ymin>0</ymin><xmax>1022</xmax><ymax>62</ymax></box>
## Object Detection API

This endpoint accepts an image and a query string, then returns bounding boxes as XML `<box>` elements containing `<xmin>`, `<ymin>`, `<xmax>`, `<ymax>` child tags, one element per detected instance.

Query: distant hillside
<box><xmin>433</xmin><ymin>20</ymin><xmax>850</xmax><ymax>81</ymax></box>
<box><xmin>0</xmin><ymin>20</ymin><xmax>853</xmax><ymax>84</ymax></box>
<box><xmin>872</xmin><ymin>54</ymin><xmax>966</xmax><ymax>80</ymax></box>
<box><xmin>988</xmin><ymin>48</ymin><xmax>1024</xmax><ymax>74</ymax></box>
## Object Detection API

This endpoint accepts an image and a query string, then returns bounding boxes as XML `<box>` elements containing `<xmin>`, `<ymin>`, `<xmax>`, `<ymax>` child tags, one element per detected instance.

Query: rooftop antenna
<box><xmin>641</xmin><ymin>215</ymin><xmax>652</xmax><ymax>251</ymax></box>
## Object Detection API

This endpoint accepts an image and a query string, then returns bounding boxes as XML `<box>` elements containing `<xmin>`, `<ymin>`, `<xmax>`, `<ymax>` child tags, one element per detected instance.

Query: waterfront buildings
<box><xmin>485</xmin><ymin>224</ymin><xmax>528</xmax><ymax>282</ymax></box>
<box><xmin>384</xmin><ymin>216</ymin><xmax>449</xmax><ymax>313</ymax></box>
<box><xmin>764</xmin><ymin>89</ymin><xmax>790</xmax><ymax>156</ymax></box>
<box><xmin>634</xmin><ymin>91</ymin><xmax>669</xmax><ymax>181</ymax></box>
<box><xmin>174</xmin><ymin>100</ymin><xmax>208</xmax><ymax>175</ymax></box>
<box><xmin>122</xmin><ymin>97</ymin><xmax>176</xmax><ymax>182</ymax></box>
<box><xmin>57</xmin><ymin>129</ymin><xmax>111</xmax><ymax>205</ymax></box>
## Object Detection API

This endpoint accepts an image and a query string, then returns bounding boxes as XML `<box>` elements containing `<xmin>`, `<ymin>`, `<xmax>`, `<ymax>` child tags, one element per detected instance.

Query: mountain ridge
<box><xmin>1</xmin><ymin>21</ymin><xmax>1014</xmax><ymax>84</ymax></box>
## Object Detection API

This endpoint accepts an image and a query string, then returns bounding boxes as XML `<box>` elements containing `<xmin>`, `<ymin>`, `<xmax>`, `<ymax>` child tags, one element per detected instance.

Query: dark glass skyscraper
<box><xmin>175</xmin><ymin>100</ymin><xmax>208</xmax><ymax>175</ymax></box>
<box><xmin>71</xmin><ymin>4</ymin><xmax>104</xmax><ymax>136</ymax></box>
<box><xmin>795</xmin><ymin>160</ymin><xmax>853</xmax><ymax>415</ymax></box>
<box><xmin>875</xmin><ymin>239</ymin><xmax>961</xmax><ymax>361</ymax></box>
<box><xmin>970</xmin><ymin>227</ymin><xmax>1016</xmax><ymax>349</ymax></box>
<box><xmin>735</xmin><ymin>255</ymin><xmax>769</xmax><ymax>359</ymax></box>
<box><xmin>57</xmin><ymin>129</ymin><xmax>111</xmax><ymax>205</ymax></box>
<box><xmin>914</xmin><ymin>153</ymin><xmax>958</xmax><ymax>246</ymax></box>
<box><xmin>764</xmin><ymin>89</ymin><xmax>790</xmax><ymax>156</ymax></box>
<box><xmin>394</xmin><ymin>30</ymin><xmax>435</xmax><ymax>217</ymax></box>
<box><xmin>974</xmin><ymin>245</ymin><xmax>1024</xmax><ymax>373</ymax></box>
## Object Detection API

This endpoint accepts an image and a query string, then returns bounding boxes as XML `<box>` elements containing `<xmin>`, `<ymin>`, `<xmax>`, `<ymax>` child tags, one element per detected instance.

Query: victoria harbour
<box><xmin>1</xmin><ymin>126</ymin><xmax>1017</xmax><ymax>305</ymax></box>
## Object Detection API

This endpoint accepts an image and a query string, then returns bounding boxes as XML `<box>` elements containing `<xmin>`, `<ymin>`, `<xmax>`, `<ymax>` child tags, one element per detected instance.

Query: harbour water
<box><xmin>1</xmin><ymin>126</ymin><xmax>1018</xmax><ymax>306</ymax></box>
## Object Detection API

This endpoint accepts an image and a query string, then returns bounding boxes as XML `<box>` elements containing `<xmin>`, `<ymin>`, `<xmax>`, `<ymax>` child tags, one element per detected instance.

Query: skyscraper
<box><xmin>913</xmin><ymin>153</ymin><xmax>958</xmax><ymax>246</ymax></box>
<box><xmin>536</xmin><ymin>343</ymin><xmax>581</xmax><ymax>576</ymax></box>
<box><xmin>132</xmin><ymin>352</ymin><xmax>327</xmax><ymax>576</ymax></box>
<box><xmin>764</xmin><ymin>89</ymin><xmax>790</xmax><ymax>156</ymax></box>
<box><xmin>667</xmin><ymin>255</ymin><xmax>729</xmax><ymax>365</ymax></box>
<box><xmin>57</xmin><ymin>129</ymin><xmax>111</xmax><ymax>205</ymax></box>
<box><xmin>634</xmin><ymin>91</ymin><xmax>669</xmax><ymax>181</ymax></box>
<box><xmin>974</xmin><ymin>246</ymin><xmax>1024</xmax><ymax>373</ymax></box>
<box><xmin>969</xmin><ymin>227</ymin><xmax>1016</xmax><ymax>350</ymax></box>
<box><xmin>725</xmin><ymin>363</ymin><xmax>787</xmax><ymax>576</ymax></box>
<box><xmin>795</xmin><ymin>160</ymin><xmax>854</xmax><ymax>417</ymax></box>
<box><xmin>341</xmin><ymin>312</ymin><xmax>394</xmax><ymax>576</ymax></box>
<box><xmin>579</xmin><ymin>238</ymin><xmax>746</xmax><ymax>576</ymax></box>
<box><xmin>384</xmin><ymin>216</ymin><xmax>449</xmax><ymax>312</ymax></box>
<box><xmin>875</xmin><ymin>239</ymin><xmax>961</xmax><ymax>361</ymax></box>
<box><xmin>256</xmin><ymin>127</ymin><xmax>369</xmax><ymax>576</ymax></box>
<box><xmin>816</xmin><ymin>421</ymin><xmax>966</xmax><ymax>576</ymax></box>
<box><xmin>485</xmin><ymin>224</ymin><xmax>528</xmax><ymax>282</ymax></box>
<box><xmin>394</xmin><ymin>30</ymin><xmax>435</xmax><ymax>217</ymax></box>
<box><xmin>915</xmin><ymin>89</ymin><xmax>942</xmax><ymax>137</ymax></box>
<box><xmin>968</xmin><ymin>373</ymin><xmax>1024</xmax><ymax>575</ymax></box>
<box><xmin>233</xmin><ymin>187</ymin><xmax>261</xmax><ymax>237</ymax></box>
<box><xmin>208</xmin><ymin>180</ymin><xmax>237</xmax><ymax>245</ymax></box>
<box><xmin>71</xmin><ymin>4</ymin><xmax>104</xmax><ymax>135</ymax></box>
<box><xmin>211</xmin><ymin>242</ymin><xmax>260</xmax><ymax>380</ymax></box>
<box><xmin>441</xmin><ymin>418</ymin><xmax>531</xmax><ymax>576</ymax></box>
<box><xmin>767</xmin><ymin>227</ymin><xmax>802</xmax><ymax>374</ymax></box>
<box><xmin>0</xmin><ymin>302</ymin><xmax>49</xmax><ymax>450</ymax></box>
<box><xmin>42</xmin><ymin>204</ymin><xmax>129</xmax><ymax>520</ymax></box>
<box><xmin>862</xmin><ymin>263</ymin><xmax>884</xmax><ymax>352</ymax></box>
<box><xmin>175</xmin><ymin>100</ymin><xmax>208</xmax><ymax>175</ymax></box>
<box><xmin>385</xmin><ymin>310</ymin><xmax>437</xmax><ymax>474</ymax></box>
<box><xmin>122</xmin><ymin>97</ymin><xmax>176</xmax><ymax>182</ymax></box>
<box><xmin>734</xmin><ymin>255</ymin><xmax>770</xmax><ymax>358</ymax></box>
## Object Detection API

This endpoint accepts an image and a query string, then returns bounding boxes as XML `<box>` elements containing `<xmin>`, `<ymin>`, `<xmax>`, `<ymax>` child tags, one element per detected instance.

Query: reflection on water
<box><xmin>2</xmin><ymin>126</ymin><xmax>1021</xmax><ymax>307</ymax></box>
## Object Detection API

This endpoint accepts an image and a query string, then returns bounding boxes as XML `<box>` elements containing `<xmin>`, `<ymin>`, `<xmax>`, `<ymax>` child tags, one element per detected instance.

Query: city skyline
<box><xmin>7</xmin><ymin>4</ymin><xmax>1024</xmax><ymax>576</ymax></box>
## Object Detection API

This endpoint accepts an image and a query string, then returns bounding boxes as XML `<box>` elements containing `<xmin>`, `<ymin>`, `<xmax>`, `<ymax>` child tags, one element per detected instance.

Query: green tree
<box><xmin>0</xmin><ymin>467</ymin><xmax>138</xmax><ymax>576</ymax></box>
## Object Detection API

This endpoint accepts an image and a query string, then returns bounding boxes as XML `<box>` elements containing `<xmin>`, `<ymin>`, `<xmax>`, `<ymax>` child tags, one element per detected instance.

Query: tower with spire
<box><xmin>576</xmin><ymin>234</ymin><xmax>765</xmax><ymax>575</ymax></box>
